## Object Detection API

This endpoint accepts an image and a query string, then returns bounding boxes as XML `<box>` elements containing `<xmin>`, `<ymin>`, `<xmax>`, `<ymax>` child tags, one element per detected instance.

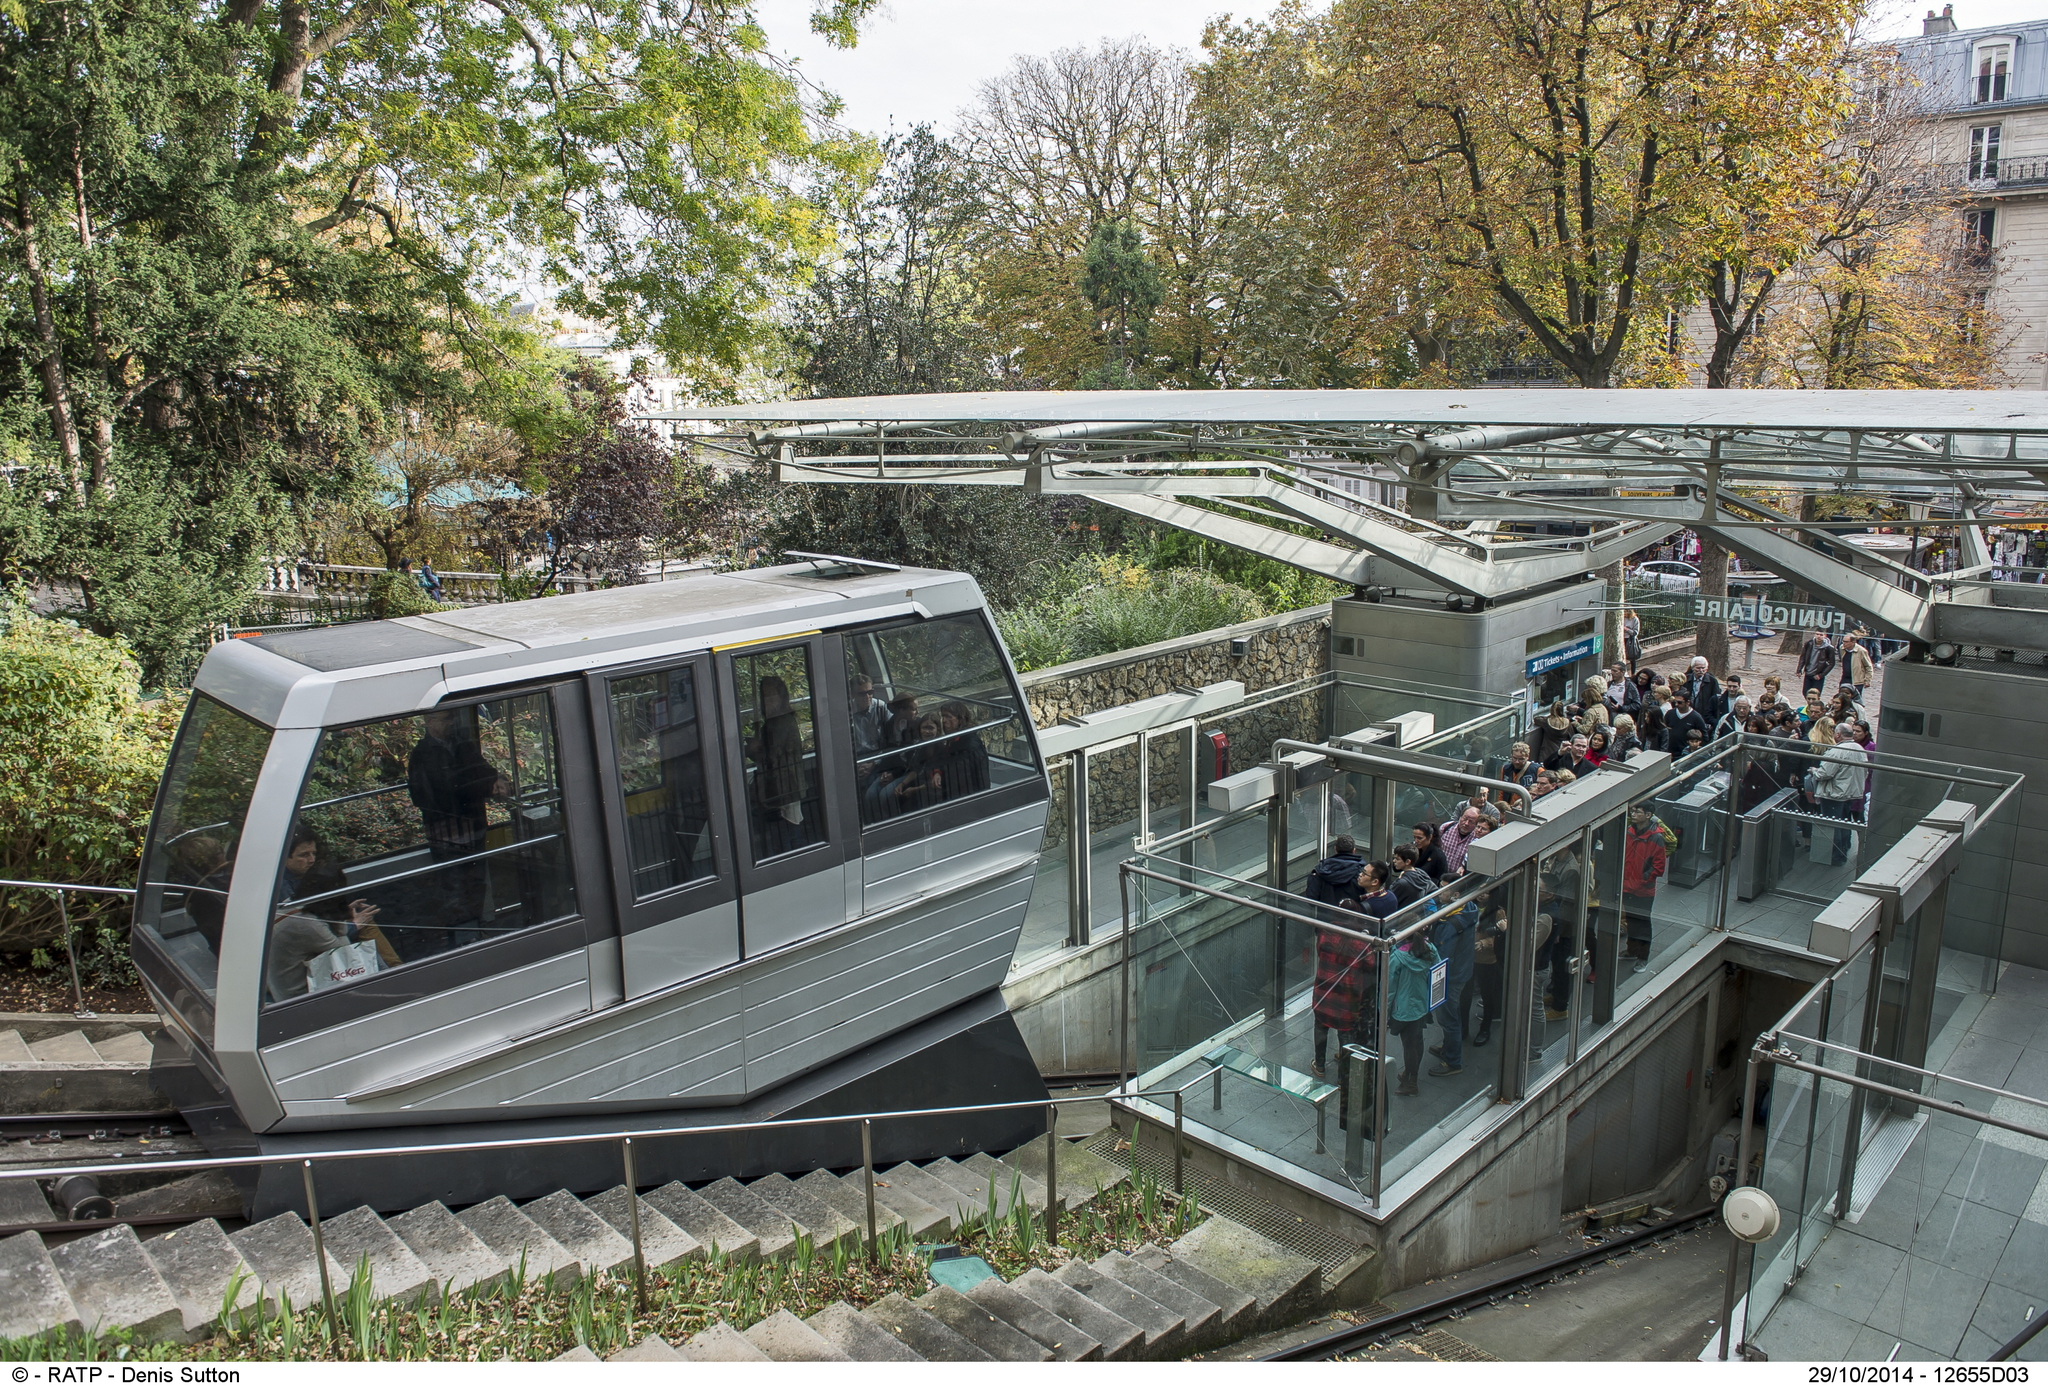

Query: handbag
<box><xmin>307</xmin><ymin>939</ymin><xmax>382</xmax><ymax>993</ymax></box>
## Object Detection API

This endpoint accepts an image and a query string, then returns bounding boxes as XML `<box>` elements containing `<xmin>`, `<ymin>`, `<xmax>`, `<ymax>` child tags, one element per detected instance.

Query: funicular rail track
<box><xmin>1260</xmin><ymin>1206</ymin><xmax>1720</xmax><ymax>1362</ymax></box>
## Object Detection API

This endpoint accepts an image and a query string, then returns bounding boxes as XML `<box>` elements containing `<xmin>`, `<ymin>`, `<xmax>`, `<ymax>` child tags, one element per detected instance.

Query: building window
<box><xmin>1970</xmin><ymin>124</ymin><xmax>2002</xmax><ymax>179</ymax></box>
<box><xmin>1664</xmin><ymin>308</ymin><xmax>1683</xmax><ymax>356</ymax></box>
<box><xmin>1958</xmin><ymin>289</ymin><xmax>1990</xmax><ymax>345</ymax></box>
<box><xmin>1974</xmin><ymin>42</ymin><xmax>2011</xmax><ymax>103</ymax></box>
<box><xmin>1964</xmin><ymin>208</ymin><xmax>1997</xmax><ymax>269</ymax></box>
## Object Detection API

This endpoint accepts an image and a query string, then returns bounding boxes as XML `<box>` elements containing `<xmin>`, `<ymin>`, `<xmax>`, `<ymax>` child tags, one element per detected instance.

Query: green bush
<box><xmin>0</xmin><ymin>603</ymin><xmax>185</xmax><ymax>954</ymax></box>
<box><xmin>995</xmin><ymin>557</ymin><xmax>1270</xmax><ymax>671</ymax></box>
<box><xmin>366</xmin><ymin>570</ymin><xmax>460</xmax><ymax>618</ymax></box>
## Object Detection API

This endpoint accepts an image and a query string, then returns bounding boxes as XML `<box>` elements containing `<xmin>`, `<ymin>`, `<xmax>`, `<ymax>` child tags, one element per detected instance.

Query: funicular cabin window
<box><xmin>730</xmin><ymin>646</ymin><xmax>827</xmax><ymax>861</ymax></box>
<box><xmin>845</xmin><ymin>614</ymin><xmax>1036</xmax><ymax>826</ymax></box>
<box><xmin>264</xmin><ymin>691</ymin><xmax>575</xmax><ymax>1004</ymax></box>
<box><xmin>136</xmin><ymin>696</ymin><xmax>274</xmax><ymax>1007</ymax></box>
<box><xmin>606</xmin><ymin>665</ymin><xmax>716</xmax><ymax>898</ymax></box>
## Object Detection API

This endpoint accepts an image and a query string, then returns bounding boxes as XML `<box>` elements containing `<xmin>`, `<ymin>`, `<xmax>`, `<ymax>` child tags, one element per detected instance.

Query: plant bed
<box><xmin>0</xmin><ymin>956</ymin><xmax>151</xmax><ymax>1016</ymax></box>
<box><xmin>2</xmin><ymin>1173</ymin><xmax>1207</xmax><ymax>1361</ymax></box>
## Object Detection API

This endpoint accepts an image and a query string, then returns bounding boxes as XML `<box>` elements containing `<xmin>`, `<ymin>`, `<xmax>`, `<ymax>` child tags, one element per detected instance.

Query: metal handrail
<box><xmin>0</xmin><ymin>878</ymin><xmax>138</xmax><ymax>1019</ymax></box>
<box><xmin>0</xmin><ymin>1072</ymin><xmax>1216</xmax><ymax>1325</ymax></box>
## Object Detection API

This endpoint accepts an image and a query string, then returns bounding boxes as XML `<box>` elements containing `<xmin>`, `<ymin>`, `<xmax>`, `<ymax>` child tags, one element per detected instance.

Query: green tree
<box><xmin>0</xmin><ymin>0</ymin><xmax>869</xmax><ymax>676</ymax></box>
<box><xmin>1078</xmin><ymin>218</ymin><xmax>1165</xmax><ymax>386</ymax></box>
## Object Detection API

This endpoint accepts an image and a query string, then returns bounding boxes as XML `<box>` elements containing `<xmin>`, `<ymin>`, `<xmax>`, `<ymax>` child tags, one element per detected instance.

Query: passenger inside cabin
<box><xmin>408</xmin><ymin>706</ymin><xmax>511</xmax><ymax>953</ymax></box>
<box><xmin>747</xmin><ymin>675</ymin><xmax>809</xmax><ymax>852</ymax></box>
<box><xmin>265</xmin><ymin>863</ymin><xmax>391</xmax><ymax>1002</ymax></box>
<box><xmin>848</xmin><ymin>674</ymin><xmax>889</xmax><ymax>761</ymax></box>
<box><xmin>171</xmin><ymin>833</ymin><xmax>233</xmax><ymax>954</ymax></box>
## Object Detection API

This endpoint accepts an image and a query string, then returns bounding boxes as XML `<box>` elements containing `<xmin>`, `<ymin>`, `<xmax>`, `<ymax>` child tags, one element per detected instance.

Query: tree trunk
<box><xmin>1778</xmin><ymin>493</ymin><xmax>1820</xmax><ymax>654</ymax></box>
<box><xmin>1696</xmin><ymin>537</ymin><xmax>1730</xmax><ymax>672</ymax></box>
<box><xmin>15</xmin><ymin>186</ymin><xmax>84</xmax><ymax>491</ymax></box>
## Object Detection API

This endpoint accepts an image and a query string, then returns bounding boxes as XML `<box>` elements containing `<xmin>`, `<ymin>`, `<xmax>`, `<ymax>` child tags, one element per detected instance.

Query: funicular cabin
<box><xmin>132</xmin><ymin>559</ymin><xmax>1053</xmax><ymax>1213</ymax></box>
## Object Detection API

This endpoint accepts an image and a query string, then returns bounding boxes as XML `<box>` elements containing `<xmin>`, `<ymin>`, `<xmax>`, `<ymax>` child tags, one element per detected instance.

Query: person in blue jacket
<box><xmin>1389</xmin><ymin>930</ymin><xmax>1441</xmax><ymax>1097</ymax></box>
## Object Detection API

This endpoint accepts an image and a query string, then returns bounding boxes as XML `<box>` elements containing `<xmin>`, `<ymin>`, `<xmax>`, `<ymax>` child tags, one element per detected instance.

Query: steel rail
<box><xmin>1260</xmin><ymin>1206</ymin><xmax>1721</xmax><ymax>1360</ymax></box>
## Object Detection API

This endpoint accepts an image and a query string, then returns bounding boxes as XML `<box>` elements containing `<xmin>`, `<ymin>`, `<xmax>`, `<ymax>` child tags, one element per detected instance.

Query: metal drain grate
<box><xmin>1082</xmin><ymin>1129</ymin><xmax>1366</xmax><ymax>1276</ymax></box>
<box><xmin>1410</xmin><ymin>1329</ymin><xmax>1500</xmax><ymax>1362</ymax></box>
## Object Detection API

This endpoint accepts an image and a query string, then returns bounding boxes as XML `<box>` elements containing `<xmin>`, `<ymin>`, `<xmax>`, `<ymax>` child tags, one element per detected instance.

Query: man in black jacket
<box><xmin>1684</xmin><ymin>657</ymin><xmax>1725</xmax><ymax>729</ymax></box>
<box><xmin>1798</xmin><ymin>630</ymin><xmax>1837</xmax><ymax>697</ymax></box>
<box><xmin>1666</xmin><ymin>691</ymin><xmax>1711</xmax><ymax>749</ymax></box>
<box><xmin>408</xmin><ymin>707</ymin><xmax>511</xmax><ymax>953</ymax></box>
<box><xmin>1305</xmin><ymin>836</ymin><xmax>1367</xmax><ymax>915</ymax></box>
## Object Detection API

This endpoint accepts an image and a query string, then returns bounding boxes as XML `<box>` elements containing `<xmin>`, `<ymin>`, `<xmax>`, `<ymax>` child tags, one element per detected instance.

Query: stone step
<box><xmin>552</xmin><ymin>1344</ymin><xmax>599</xmax><ymax>1362</ymax></box>
<box><xmin>863</xmin><ymin>1290</ymin><xmax>994</xmax><ymax>1362</ymax></box>
<box><xmin>92</xmin><ymin>1031</ymin><xmax>156</xmax><ymax>1065</ymax></box>
<box><xmin>1002</xmin><ymin>1136</ymin><xmax>1129</xmax><ymax>1210</ymax></box>
<box><xmin>520</xmin><ymin>1191</ymin><xmax>636</xmax><ymax>1278</ymax></box>
<box><xmin>1132</xmin><ymin>1240</ymin><xmax>1258</xmax><ymax>1340</ymax></box>
<box><xmin>876</xmin><ymin>1163</ymin><xmax>970</xmax><ymax>1237</ymax></box>
<box><xmin>1097</xmin><ymin>1250</ymin><xmax>1222</xmax><ymax>1347</ymax></box>
<box><xmin>1052</xmin><ymin>1259</ymin><xmax>1185</xmax><ymax>1356</ymax></box>
<box><xmin>1010</xmin><ymin>1267</ymin><xmax>1146</xmax><ymax>1362</ymax></box>
<box><xmin>608</xmin><ymin>1334</ymin><xmax>682</xmax><ymax>1361</ymax></box>
<box><xmin>679</xmin><ymin>1320</ymin><xmax>773</xmax><ymax>1361</ymax></box>
<box><xmin>693</xmin><ymin>1177</ymin><xmax>796</xmax><ymax>1260</ymax></box>
<box><xmin>806</xmin><ymin>1300</ymin><xmax>924</xmax><ymax>1361</ymax></box>
<box><xmin>644</xmin><ymin>1181</ymin><xmax>760</xmax><ymax>1262</ymax></box>
<box><xmin>794</xmin><ymin>1168</ymin><xmax>904</xmax><ymax>1243</ymax></box>
<box><xmin>319</xmin><ymin>1207</ymin><xmax>438</xmax><ymax>1306</ymax></box>
<box><xmin>582</xmin><ymin>1186</ymin><xmax>702</xmax><ymax>1271</ymax></box>
<box><xmin>27</xmin><ymin>1031</ymin><xmax>102</xmax><ymax>1064</ymax></box>
<box><xmin>921</xmin><ymin>1155</ymin><xmax>1007</xmax><ymax>1229</ymax></box>
<box><xmin>914</xmin><ymin>1283</ymin><xmax>1054</xmax><ymax>1361</ymax></box>
<box><xmin>958</xmin><ymin>1151</ymin><xmax>1049</xmax><ymax>1216</ymax></box>
<box><xmin>141</xmin><ymin>1219</ymin><xmax>263</xmax><ymax>1336</ymax></box>
<box><xmin>0</xmin><ymin>1032</ymin><xmax>33</xmax><ymax>1065</ymax></box>
<box><xmin>1166</xmin><ymin>1216</ymin><xmax>1322</xmax><ymax>1331</ymax></box>
<box><xmin>388</xmin><ymin>1201</ymin><xmax>511</xmax><ymax>1298</ymax></box>
<box><xmin>0</xmin><ymin>1232</ymin><xmax>84</xmax><ymax>1338</ymax></box>
<box><xmin>48</xmin><ymin>1224</ymin><xmax>184</xmax><ymax>1343</ymax></box>
<box><xmin>0</xmin><ymin>1172</ymin><xmax>56</xmax><ymax>1226</ymax></box>
<box><xmin>748</xmin><ymin>1172</ymin><xmax>859</xmax><ymax>1251</ymax></box>
<box><xmin>743</xmin><ymin>1307</ymin><xmax>853</xmax><ymax>1361</ymax></box>
<box><xmin>455</xmin><ymin>1196</ymin><xmax>583</xmax><ymax>1288</ymax></box>
<box><xmin>964</xmin><ymin>1276</ymin><xmax>1103</xmax><ymax>1361</ymax></box>
<box><xmin>861</xmin><ymin>1168</ymin><xmax>950</xmax><ymax>1240</ymax></box>
<box><xmin>227</xmin><ymin>1213</ymin><xmax>348</xmax><ymax>1315</ymax></box>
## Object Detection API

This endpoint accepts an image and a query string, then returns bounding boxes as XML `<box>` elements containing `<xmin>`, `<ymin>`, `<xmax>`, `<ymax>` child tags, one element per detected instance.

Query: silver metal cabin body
<box><xmin>132</xmin><ymin>561</ymin><xmax>1051</xmax><ymax>1212</ymax></box>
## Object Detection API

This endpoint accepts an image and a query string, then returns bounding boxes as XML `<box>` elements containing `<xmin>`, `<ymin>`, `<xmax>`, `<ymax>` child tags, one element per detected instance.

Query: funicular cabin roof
<box><xmin>197</xmin><ymin>562</ymin><xmax>981</xmax><ymax>728</ymax></box>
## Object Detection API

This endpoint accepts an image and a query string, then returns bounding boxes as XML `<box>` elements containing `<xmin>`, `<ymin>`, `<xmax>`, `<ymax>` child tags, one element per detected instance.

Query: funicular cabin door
<box><xmin>714</xmin><ymin>634</ymin><xmax>854</xmax><ymax>958</ymax></box>
<box><xmin>590</xmin><ymin>654</ymin><xmax>743</xmax><ymax>999</ymax></box>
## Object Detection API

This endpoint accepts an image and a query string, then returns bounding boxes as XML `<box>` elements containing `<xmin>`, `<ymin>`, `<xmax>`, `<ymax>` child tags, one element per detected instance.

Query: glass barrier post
<box><xmin>1834</xmin><ymin>938</ymin><xmax>1889</xmax><ymax>1218</ymax></box>
<box><xmin>1118</xmin><ymin>868</ymin><xmax>1133</xmax><ymax>1084</ymax></box>
<box><xmin>1568</xmin><ymin>825</ymin><xmax>1592</xmax><ymax>1066</ymax></box>
<box><xmin>1713</xmin><ymin>743</ymin><xmax>1747</xmax><ymax>932</ymax></box>
<box><xmin>1370</xmin><ymin>944</ymin><xmax>1392</xmax><ymax>1201</ymax></box>
<box><xmin>1068</xmin><ymin>750</ymin><xmax>1091</xmax><ymax>948</ymax></box>
<box><xmin>1267</xmin><ymin>781</ymin><xmax>1289</xmax><ymax>1018</ymax></box>
<box><xmin>1501</xmin><ymin>862</ymin><xmax>1538</xmax><ymax>1102</ymax></box>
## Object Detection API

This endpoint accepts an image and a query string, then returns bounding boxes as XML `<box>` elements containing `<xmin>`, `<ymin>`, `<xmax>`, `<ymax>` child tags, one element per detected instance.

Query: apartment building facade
<box><xmin>1897</xmin><ymin>6</ymin><xmax>2048</xmax><ymax>389</ymax></box>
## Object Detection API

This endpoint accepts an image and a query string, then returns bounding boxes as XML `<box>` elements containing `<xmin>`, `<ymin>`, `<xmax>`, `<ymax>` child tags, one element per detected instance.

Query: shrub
<box><xmin>366</xmin><ymin>570</ymin><xmax>459</xmax><ymax>618</ymax></box>
<box><xmin>0</xmin><ymin>603</ymin><xmax>185</xmax><ymax>954</ymax></box>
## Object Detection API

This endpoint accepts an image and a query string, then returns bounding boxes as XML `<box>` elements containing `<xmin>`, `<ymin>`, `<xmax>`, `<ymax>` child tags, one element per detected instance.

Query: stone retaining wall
<box><xmin>1020</xmin><ymin>605</ymin><xmax>1331</xmax><ymax>725</ymax></box>
<box><xmin>1019</xmin><ymin>608</ymin><xmax>1332</xmax><ymax>852</ymax></box>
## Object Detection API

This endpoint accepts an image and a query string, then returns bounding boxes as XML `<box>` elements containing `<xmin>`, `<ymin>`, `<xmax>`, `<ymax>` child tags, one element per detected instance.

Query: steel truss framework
<box><xmin>670</xmin><ymin>389</ymin><xmax>2048</xmax><ymax>646</ymax></box>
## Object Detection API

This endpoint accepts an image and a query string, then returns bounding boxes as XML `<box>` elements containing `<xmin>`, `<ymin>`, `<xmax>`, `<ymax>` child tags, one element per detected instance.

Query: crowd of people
<box><xmin>1302</xmin><ymin>623</ymin><xmax>1883</xmax><ymax>1113</ymax></box>
<box><xmin>848</xmin><ymin>674</ymin><xmax>990</xmax><ymax>822</ymax></box>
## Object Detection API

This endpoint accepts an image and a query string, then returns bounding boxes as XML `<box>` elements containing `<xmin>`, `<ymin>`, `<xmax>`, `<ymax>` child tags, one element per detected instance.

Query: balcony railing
<box><xmin>1962</xmin><ymin>156</ymin><xmax>2048</xmax><ymax>190</ymax></box>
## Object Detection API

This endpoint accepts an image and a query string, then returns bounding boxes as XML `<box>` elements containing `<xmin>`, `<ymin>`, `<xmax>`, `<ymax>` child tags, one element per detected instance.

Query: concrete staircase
<box><xmin>2</xmin><ymin>1134</ymin><xmax>1276</xmax><ymax>1351</ymax></box>
<box><xmin>558</xmin><ymin>1214</ymin><xmax>1322</xmax><ymax>1364</ymax></box>
<box><xmin>0</xmin><ymin>1022</ymin><xmax>166</xmax><ymax>1116</ymax></box>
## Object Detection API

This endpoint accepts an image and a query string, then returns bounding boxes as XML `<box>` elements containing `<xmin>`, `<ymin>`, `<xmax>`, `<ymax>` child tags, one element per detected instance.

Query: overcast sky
<box><xmin>753</xmin><ymin>0</ymin><xmax>2048</xmax><ymax>137</ymax></box>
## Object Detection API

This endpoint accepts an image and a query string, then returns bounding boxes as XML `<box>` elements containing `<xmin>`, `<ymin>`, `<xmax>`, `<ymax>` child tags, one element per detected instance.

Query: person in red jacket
<box><xmin>1623</xmin><ymin>804</ymin><xmax>1669</xmax><ymax>974</ymax></box>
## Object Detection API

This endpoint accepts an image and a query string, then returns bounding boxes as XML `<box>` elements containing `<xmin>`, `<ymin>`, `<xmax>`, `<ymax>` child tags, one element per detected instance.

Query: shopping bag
<box><xmin>307</xmin><ymin>939</ymin><xmax>381</xmax><ymax>993</ymax></box>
